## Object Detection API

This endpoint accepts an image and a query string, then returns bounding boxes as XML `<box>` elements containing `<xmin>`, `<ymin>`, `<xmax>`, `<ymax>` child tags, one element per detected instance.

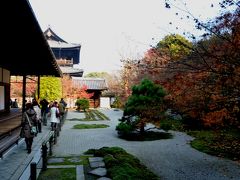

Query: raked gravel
<box><xmin>53</xmin><ymin>109</ymin><xmax>240</xmax><ymax>180</ymax></box>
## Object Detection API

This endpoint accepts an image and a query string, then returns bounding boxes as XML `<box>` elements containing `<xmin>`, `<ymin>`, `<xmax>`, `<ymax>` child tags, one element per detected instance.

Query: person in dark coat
<box><xmin>21</xmin><ymin>103</ymin><xmax>37</xmax><ymax>154</ymax></box>
<box><xmin>12</xmin><ymin>99</ymin><xmax>18</xmax><ymax>108</ymax></box>
<box><xmin>60</xmin><ymin>98</ymin><xmax>67</xmax><ymax>109</ymax></box>
<box><xmin>40</xmin><ymin>99</ymin><xmax>49</xmax><ymax>126</ymax></box>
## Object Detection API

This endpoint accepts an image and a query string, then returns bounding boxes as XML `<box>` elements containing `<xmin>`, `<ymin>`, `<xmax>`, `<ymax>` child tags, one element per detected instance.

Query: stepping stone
<box><xmin>90</xmin><ymin>161</ymin><xmax>105</xmax><ymax>168</ymax></box>
<box><xmin>97</xmin><ymin>177</ymin><xmax>112</xmax><ymax>180</ymax></box>
<box><xmin>69</xmin><ymin>157</ymin><xmax>82</xmax><ymax>163</ymax></box>
<box><xmin>76</xmin><ymin>165</ymin><xmax>84</xmax><ymax>180</ymax></box>
<box><xmin>48</xmin><ymin>157</ymin><xmax>65</xmax><ymax>163</ymax></box>
<box><xmin>47</xmin><ymin>165</ymin><xmax>76</xmax><ymax>168</ymax></box>
<box><xmin>89</xmin><ymin>157</ymin><xmax>104</xmax><ymax>163</ymax></box>
<box><xmin>89</xmin><ymin>168</ymin><xmax>107</xmax><ymax>177</ymax></box>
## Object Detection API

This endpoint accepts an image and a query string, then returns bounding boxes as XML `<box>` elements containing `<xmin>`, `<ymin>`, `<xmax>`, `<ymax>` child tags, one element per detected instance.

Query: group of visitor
<box><xmin>21</xmin><ymin>98</ymin><xmax>67</xmax><ymax>154</ymax></box>
<box><xmin>9</xmin><ymin>99</ymin><xmax>19</xmax><ymax>108</ymax></box>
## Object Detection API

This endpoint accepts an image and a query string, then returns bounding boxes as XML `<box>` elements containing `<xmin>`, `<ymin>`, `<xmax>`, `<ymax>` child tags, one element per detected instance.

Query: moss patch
<box><xmin>73</xmin><ymin>124</ymin><xmax>109</xmax><ymax>129</ymax></box>
<box><xmin>157</xmin><ymin>119</ymin><xmax>240</xmax><ymax>161</ymax></box>
<box><xmin>188</xmin><ymin>129</ymin><xmax>240</xmax><ymax>161</ymax></box>
<box><xmin>38</xmin><ymin>168</ymin><xmax>76</xmax><ymax>180</ymax></box>
<box><xmin>85</xmin><ymin>147</ymin><xmax>159</xmax><ymax>180</ymax></box>
<box><xmin>92</xmin><ymin>110</ymin><xmax>110</xmax><ymax>120</ymax></box>
<box><xmin>38</xmin><ymin>156</ymin><xmax>96</xmax><ymax>180</ymax></box>
<box><xmin>67</xmin><ymin>109</ymin><xmax>110</xmax><ymax>121</ymax></box>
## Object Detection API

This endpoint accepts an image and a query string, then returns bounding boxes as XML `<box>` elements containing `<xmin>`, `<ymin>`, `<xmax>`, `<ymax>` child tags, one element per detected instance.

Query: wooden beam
<box><xmin>37</xmin><ymin>75</ymin><xmax>40</xmax><ymax>100</ymax></box>
<box><xmin>22</xmin><ymin>75</ymin><xmax>26</xmax><ymax>113</ymax></box>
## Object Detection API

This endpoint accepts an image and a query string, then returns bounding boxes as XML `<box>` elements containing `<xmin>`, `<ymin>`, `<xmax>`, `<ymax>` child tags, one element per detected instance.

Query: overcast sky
<box><xmin>29</xmin><ymin>0</ymin><xmax>221</xmax><ymax>75</ymax></box>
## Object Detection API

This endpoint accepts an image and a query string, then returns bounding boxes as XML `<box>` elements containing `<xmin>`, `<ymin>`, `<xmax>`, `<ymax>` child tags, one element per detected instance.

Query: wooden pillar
<box><xmin>22</xmin><ymin>75</ymin><xmax>26</xmax><ymax>113</ymax></box>
<box><xmin>30</xmin><ymin>162</ymin><xmax>37</xmax><ymax>180</ymax></box>
<box><xmin>37</xmin><ymin>75</ymin><xmax>40</xmax><ymax>100</ymax></box>
<box><xmin>42</xmin><ymin>143</ymin><xmax>48</xmax><ymax>171</ymax></box>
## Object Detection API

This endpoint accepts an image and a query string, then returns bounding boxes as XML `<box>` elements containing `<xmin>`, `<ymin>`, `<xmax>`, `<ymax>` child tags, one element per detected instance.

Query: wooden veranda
<box><xmin>0</xmin><ymin>0</ymin><xmax>62</xmax><ymax>157</ymax></box>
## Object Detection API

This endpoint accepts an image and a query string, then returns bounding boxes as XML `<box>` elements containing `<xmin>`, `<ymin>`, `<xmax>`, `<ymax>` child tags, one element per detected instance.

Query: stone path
<box><xmin>47</xmin><ymin>156</ymin><xmax>109</xmax><ymax>179</ymax></box>
<box><xmin>53</xmin><ymin>109</ymin><xmax>240</xmax><ymax>180</ymax></box>
<box><xmin>0</xmin><ymin>122</ymin><xmax>53</xmax><ymax>180</ymax></box>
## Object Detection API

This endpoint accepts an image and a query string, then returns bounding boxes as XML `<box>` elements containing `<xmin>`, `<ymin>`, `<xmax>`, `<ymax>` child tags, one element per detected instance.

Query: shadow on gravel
<box><xmin>118</xmin><ymin>131</ymin><xmax>173</xmax><ymax>141</ymax></box>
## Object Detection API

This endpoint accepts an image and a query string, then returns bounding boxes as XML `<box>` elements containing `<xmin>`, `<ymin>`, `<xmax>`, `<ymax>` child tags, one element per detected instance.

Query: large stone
<box><xmin>89</xmin><ymin>157</ymin><xmax>104</xmax><ymax>163</ymax></box>
<box><xmin>76</xmin><ymin>165</ymin><xmax>84</xmax><ymax>180</ymax></box>
<box><xmin>97</xmin><ymin>177</ymin><xmax>112</xmax><ymax>180</ymax></box>
<box><xmin>90</xmin><ymin>161</ymin><xmax>105</xmax><ymax>168</ymax></box>
<box><xmin>88</xmin><ymin>168</ymin><xmax>107</xmax><ymax>177</ymax></box>
<box><xmin>47</xmin><ymin>165</ymin><xmax>75</xmax><ymax>168</ymax></box>
<box><xmin>48</xmin><ymin>158</ymin><xmax>65</xmax><ymax>163</ymax></box>
<box><xmin>69</xmin><ymin>157</ymin><xmax>82</xmax><ymax>163</ymax></box>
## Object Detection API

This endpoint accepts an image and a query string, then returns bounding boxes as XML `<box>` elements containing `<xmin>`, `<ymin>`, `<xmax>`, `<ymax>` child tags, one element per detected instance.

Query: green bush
<box><xmin>160</xmin><ymin>123</ymin><xmax>172</xmax><ymax>131</ymax></box>
<box><xmin>116</xmin><ymin>122</ymin><xmax>134</xmax><ymax>135</ymax></box>
<box><xmin>121</xmin><ymin>79</ymin><xmax>167</xmax><ymax>135</ymax></box>
<box><xmin>160</xmin><ymin>118</ymin><xmax>185</xmax><ymax>131</ymax></box>
<box><xmin>75</xmin><ymin>98</ymin><xmax>89</xmax><ymax>111</ymax></box>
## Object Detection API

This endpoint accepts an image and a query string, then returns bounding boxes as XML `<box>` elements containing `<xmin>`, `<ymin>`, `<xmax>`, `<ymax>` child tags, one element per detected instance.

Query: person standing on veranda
<box><xmin>21</xmin><ymin>103</ymin><xmax>37</xmax><ymax>154</ymax></box>
<box><xmin>32</xmin><ymin>99</ymin><xmax>42</xmax><ymax>133</ymax></box>
<box><xmin>49</xmin><ymin>101</ymin><xmax>60</xmax><ymax>131</ymax></box>
<box><xmin>40</xmin><ymin>99</ymin><xmax>49</xmax><ymax>126</ymax></box>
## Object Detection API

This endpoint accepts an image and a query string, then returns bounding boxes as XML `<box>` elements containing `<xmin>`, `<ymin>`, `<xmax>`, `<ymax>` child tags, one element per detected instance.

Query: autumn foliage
<box><xmin>11</xmin><ymin>76</ymin><xmax>37</xmax><ymax>98</ymax></box>
<box><xmin>119</xmin><ymin>1</ymin><xmax>240</xmax><ymax>129</ymax></box>
<box><xmin>61</xmin><ymin>75</ymin><xmax>93</xmax><ymax>99</ymax></box>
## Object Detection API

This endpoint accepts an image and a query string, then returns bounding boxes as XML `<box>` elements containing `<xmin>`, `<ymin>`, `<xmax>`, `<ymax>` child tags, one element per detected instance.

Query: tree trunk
<box><xmin>140</xmin><ymin>121</ymin><xmax>145</xmax><ymax>135</ymax></box>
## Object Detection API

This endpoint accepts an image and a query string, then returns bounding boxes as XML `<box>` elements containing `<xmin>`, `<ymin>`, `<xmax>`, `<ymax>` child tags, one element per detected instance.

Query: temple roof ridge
<box><xmin>44</xmin><ymin>27</ymin><xmax>67</xmax><ymax>43</ymax></box>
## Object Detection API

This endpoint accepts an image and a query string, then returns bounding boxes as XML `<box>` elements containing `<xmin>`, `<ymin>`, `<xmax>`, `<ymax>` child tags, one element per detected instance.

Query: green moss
<box><xmin>68</xmin><ymin>110</ymin><xmax>110</xmax><ymax>121</ymax></box>
<box><xmin>67</xmin><ymin>118</ymin><xmax>84</xmax><ymax>121</ymax></box>
<box><xmin>73</xmin><ymin>124</ymin><xmax>109</xmax><ymax>129</ymax></box>
<box><xmin>85</xmin><ymin>147</ymin><xmax>159</xmax><ymax>180</ymax></box>
<box><xmin>38</xmin><ymin>168</ymin><xmax>76</xmax><ymax>180</ymax></box>
<box><xmin>190</xmin><ymin>140</ymin><xmax>213</xmax><ymax>154</ymax></box>
<box><xmin>188</xmin><ymin>129</ymin><xmax>240</xmax><ymax>160</ymax></box>
<box><xmin>160</xmin><ymin>119</ymin><xmax>185</xmax><ymax>131</ymax></box>
<box><xmin>92</xmin><ymin>110</ymin><xmax>110</xmax><ymax>120</ymax></box>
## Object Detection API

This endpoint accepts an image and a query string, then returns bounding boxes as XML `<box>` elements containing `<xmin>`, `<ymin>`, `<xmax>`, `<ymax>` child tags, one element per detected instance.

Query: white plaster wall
<box><xmin>100</xmin><ymin>97</ymin><xmax>110</xmax><ymax>108</ymax></box>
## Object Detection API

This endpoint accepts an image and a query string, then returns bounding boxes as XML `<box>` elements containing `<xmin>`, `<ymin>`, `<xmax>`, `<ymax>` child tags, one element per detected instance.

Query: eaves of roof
<box><xmin>0</xmin><ymin>0</ymin><xmax>62</xmax><ymax>77</ymax></box>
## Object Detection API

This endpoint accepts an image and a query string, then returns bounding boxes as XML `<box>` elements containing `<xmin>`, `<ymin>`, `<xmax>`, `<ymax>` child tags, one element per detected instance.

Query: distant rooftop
<box><xmin>47</xmin><ymin>40</ymin><xmax>80</xmax><ymax>49</ymax></box>
<box><xmin>44</xmin><ymin>27</ymin><xmax>81</xmax><ymax>48</ymax></box>
<box><xmin>44</xmin><ymin>27</ymin><xmax>81</xmax><ymax>65</ymax></box>
<box><xmin>60</xmin><ymin>66</ymin><xmax>84</xmax><ymax>77</ymax></box>
<box><xmin>72</xmin><ymin>77</ymin><xmax>108</xmax><ymax>90</ymax></box>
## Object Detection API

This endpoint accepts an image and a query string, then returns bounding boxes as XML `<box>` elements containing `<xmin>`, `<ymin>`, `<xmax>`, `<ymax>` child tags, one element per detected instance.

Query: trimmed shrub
<box><xmin>75</xmin><ymin>98</ymin><xmax>90</xmax><ymax>111</ymax></box>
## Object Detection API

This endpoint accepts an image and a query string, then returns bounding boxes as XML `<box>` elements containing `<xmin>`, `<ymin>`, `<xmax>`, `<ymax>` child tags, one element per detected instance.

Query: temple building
<box><xmin>72</xmin><ymin>77</ymin><xmax>108</xmax><ymax>108</ymax></box>
<box><xmin>44</xmin><ymin>28</ymin><xmax>109</xmax><ymax>108</ymax></box>
<box><xmin>44</xmin><ymin>28</ymin><xmax>84</xmax><ymax>77</ymax></box>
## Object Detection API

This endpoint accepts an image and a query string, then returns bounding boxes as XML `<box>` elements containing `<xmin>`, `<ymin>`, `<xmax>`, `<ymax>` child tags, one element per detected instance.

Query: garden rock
<box><xmin>89</xmin><ymin>168</ymin><xmax>107</xmax><ymax>177</ymax></box>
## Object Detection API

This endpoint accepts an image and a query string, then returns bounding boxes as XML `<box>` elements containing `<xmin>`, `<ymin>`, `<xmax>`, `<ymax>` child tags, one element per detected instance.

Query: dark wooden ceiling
<box><xmin>0</xmin><ymin>0</ymin><xmax>62</xmax><ymax>77</ymax></box>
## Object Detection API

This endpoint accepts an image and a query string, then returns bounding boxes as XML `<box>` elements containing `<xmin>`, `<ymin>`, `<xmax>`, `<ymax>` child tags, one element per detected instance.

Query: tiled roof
<box><xmin>44</xmin><ymin>28</ymin><xmax>81</xmax><ymax>49</ymax></box>
<box><xmin>72</xmin><ymin>77</ymin><xmax>108</xmax><ymax>90</ymax></box>
<box><xmin>60</xmin><ymin>67</ymin><xmax>83</xmax><ymax>77</ymax></box>
<box><xmin>1</xmin><ymin>1</ymin><xmax>62</xmax><ymax>77</ymax></box>
<box><xmin>48</xmin><ymin>40</ymin><xmax>80</xmax><ymax>49</ymax></box>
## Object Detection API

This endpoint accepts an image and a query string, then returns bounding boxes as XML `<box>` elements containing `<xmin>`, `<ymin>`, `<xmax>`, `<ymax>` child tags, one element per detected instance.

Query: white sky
<box><xmin>29</xmin><ymin>0</ymin><xmax>222</xmax><ymax>75</ymax></box>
